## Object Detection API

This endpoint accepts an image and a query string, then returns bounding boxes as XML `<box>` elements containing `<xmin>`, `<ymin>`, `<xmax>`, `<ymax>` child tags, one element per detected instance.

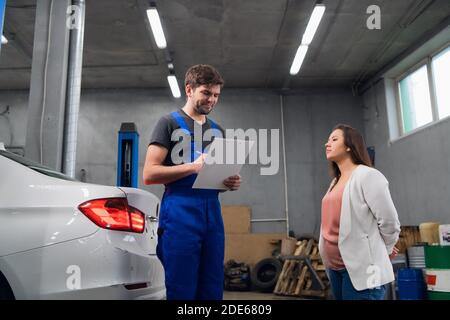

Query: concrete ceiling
<box><xmin>0</xmin><ymin>0</ymin><xmax>449</xmax><ymax>91</ymax></box>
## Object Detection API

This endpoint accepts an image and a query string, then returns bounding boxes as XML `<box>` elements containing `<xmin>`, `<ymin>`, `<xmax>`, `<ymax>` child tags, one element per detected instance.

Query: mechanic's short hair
<box><xmin>184</xmin><ymin>64</ymin><xmax>224</xmax><ymax>90</ymax></box>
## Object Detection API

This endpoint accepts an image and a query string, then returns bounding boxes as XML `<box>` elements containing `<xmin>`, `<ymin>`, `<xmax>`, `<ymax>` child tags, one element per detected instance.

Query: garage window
<box><xmin>431</xmin><ymin>46</ymin><xmax>450</xmax><ymax>119</ymax></box>
<box><xmin>396</xmin><ymin>44</ymin><xmax>450</xmax><ymax>135</ymax></box>
<box><xmin>398</xmin><ymin>65</ymin><xmax>433</xmax><ymax>133</ymax></box>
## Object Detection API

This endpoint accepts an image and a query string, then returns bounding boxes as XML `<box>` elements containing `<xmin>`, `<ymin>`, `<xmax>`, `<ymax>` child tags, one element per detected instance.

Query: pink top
<box><xmin>321</xmin><ymin>181</ymin><xmax>346</xmax><ymax>270</ymax></box>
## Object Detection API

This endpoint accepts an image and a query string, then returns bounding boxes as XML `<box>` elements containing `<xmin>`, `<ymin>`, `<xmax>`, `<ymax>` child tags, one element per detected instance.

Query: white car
<box><xmin>0</xmin><ymin>149</ymin><xmax>165</xmax><ymax>300</ymax></box>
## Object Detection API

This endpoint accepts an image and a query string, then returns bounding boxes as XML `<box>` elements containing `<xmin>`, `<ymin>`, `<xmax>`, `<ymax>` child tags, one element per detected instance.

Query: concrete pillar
<box><xmin>25</xmin><ymin>0</ymin><xmax>71</xmax><ymax>170</ymax></box>
<box><xmin>63</xmin><ymin>0</ymin><xmax>86</xmax><ymax>177</ymax></box>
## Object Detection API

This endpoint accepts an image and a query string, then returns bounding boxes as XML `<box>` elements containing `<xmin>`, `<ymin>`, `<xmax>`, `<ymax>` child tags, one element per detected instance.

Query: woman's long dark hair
<box><xmin>328</xmin><ymin>124</ymin><xmax>372</xmax><ymax>182</ymax></box>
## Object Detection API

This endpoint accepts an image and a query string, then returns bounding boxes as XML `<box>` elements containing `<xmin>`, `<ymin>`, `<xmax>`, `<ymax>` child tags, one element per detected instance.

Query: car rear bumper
<box><xmin>0</xmin><ymin>229</ymin><xmax>165</xmax><ymax>300</ymax></box>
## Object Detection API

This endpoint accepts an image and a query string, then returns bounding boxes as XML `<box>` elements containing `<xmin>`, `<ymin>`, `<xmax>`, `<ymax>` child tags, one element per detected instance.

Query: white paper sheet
<box><xmin>192</xmin><ymin>138</ymin><xmax>255</xmax><ymax>190</ymax></box>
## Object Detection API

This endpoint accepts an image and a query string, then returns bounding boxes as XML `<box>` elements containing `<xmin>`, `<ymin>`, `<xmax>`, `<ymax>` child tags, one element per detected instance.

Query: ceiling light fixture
<box><xmin>301</xmin><ymin>4</ymin><xmax>326</xmax><ymax>45</ymax></box>
<box><xmin>290</xmin><ymin>45</ymin><xmax>309</xmax><ymax>75</ymax></box>
<box><xmin>289</xmin><ymin>4</ymin><xmax>326</xmax><ymax>75</ymax></box>
<box><xmin>167</xmin><ymin>74</ymin><xmax>181</xmax><ymax>98</ymax></box>
<box><xmin>146</xmin><ymin>6</ymin><xmax>167</xmax><ymax>49</ymax></box>
<box><xmin>1</xmin><ymin>35</ymin><xmax>8</xmax><ymax>44</ymax></box>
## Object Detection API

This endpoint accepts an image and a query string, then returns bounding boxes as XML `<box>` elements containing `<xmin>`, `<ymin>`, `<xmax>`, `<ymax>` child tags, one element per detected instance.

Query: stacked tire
<box><xmin>224</xmin><ymin>260</ymin><xmax>251</xmax><ymax>291</ymax></box>
<box><xmin>251</xmin><ymin>258</ymin><xmax>282</xmax><ymax>292</ymax></box>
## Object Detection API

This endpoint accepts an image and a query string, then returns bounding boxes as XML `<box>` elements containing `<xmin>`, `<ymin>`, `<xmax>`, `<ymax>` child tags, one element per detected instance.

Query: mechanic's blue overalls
<box><xmin>156</xmin><ymin>111</ymin><xmax>224</xmax><ymax>300</ymax></box>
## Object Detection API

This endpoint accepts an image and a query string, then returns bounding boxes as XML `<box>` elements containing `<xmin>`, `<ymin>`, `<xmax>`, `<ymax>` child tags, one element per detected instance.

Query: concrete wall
<box><xmin>76</xmin><ymin>88</ymin><xmax>364</xmax><ymax>235</ymax></box>
<box><xmin>0</xmin><ymin>90</ymin><xmax>28</xmax><ymax>155</ymax></box>
<box><xmin>5</xmin><ymin>83</ymin><xmax>448</xmax><ymax>232</ymax></box>
<box><xmin>283</xmin><ymin>89</ymin><xmax>365</xmax><ymax>236</ymax></box>
<box><xmin>0</xmin><ymin>88</ymin><xmax>364</xmax><ymax>236</ymax></box>
<box><xmin>74</xmin><ymin>88</ymin><xmax>288</xmax><ymax>234</ymax></box>
<box><xmin>362</xmin><ymin>80</ymin><xmax>450</xmax><ymax>226</ymax></box>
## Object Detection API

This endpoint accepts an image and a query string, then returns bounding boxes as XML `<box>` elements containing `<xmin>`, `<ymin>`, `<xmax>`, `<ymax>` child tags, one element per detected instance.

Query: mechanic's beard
<box><xmin>195</xmin><ymin>102</ymin><xmax>212</xmax><ymax>115</ymax></box>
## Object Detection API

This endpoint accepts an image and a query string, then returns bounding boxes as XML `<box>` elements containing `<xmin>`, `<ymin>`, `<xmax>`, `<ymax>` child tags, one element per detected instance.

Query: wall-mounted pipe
<box><xmin>280</xmin><ymin>94</ymin><xmax>289</xmax><ymax>236</ymax></box>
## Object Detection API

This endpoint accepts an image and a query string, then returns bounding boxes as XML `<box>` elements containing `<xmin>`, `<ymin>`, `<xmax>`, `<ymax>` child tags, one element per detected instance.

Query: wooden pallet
<box><xmin>395</xmin><ymin>226</ymin><xmax>421</xmax><ymax>253</ymax></box>
<box><xmin>274</xmin><ymin>239</ymin><xmax>329</xmax><ymax>299</ymax></box>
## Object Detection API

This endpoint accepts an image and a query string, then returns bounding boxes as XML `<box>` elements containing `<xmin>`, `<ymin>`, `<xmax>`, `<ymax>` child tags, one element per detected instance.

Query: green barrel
<box><xmin>424</xmin><ymin>245</ymin><xmax>450</xmax><ymax>300</ymax></box>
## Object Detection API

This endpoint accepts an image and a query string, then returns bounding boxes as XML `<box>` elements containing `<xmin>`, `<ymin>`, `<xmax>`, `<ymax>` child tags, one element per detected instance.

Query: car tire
<box><xmin>251</xmin><ymin>258</ymin><xmax>282</xmax><ymax>293</ymax></box>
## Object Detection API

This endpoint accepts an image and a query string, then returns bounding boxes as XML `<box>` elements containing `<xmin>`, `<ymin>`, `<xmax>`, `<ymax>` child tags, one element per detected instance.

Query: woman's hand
<box><xmin>389</xmin><ymin>246</ymin><xmax>399</xmax><ymax>260</ymax></box>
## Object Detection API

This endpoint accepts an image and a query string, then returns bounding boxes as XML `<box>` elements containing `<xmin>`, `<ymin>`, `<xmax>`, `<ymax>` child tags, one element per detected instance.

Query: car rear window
<box><xmin>0</xmin><ymin>150</ymin><xmax>77</xmax><ymax>182</ymax></box>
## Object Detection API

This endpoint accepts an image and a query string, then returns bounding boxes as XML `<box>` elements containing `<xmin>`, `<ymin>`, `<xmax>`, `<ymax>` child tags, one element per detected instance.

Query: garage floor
<box><xmin>223</xmin><ymin>290</ymin><xmax>309</xmax><ymax>300</ymax></box>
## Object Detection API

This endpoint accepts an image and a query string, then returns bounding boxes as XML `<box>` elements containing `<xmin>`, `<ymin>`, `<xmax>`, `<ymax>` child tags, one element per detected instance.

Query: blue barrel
<box><xmin>397</xmin><ymin>268</ymin><xmax>426</xmax><ymax>300</ymax></box>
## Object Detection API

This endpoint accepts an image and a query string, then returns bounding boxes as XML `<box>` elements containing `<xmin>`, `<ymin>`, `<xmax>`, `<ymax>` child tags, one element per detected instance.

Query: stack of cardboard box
<box><xmin>222</xmin><ymin>206</ymin><xmax>285</xmax><ymax>267</ymax></box>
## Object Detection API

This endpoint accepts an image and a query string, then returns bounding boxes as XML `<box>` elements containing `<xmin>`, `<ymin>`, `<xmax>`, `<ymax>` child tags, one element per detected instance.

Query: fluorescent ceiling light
<box><xmin>289</xmin><ymin>45</ymin><xmax>309</xmax><ymax>75</ymax></box>
<box><xmin>1</xmin><ymin>35</ymin><xmax>8</xmax><ymax>44</ymax></box>
<box><xmin>146</xmin><ymin>8</ymin><xmax>167</xmax><ymax>49</ymax></box>
<box><xmin>167</xmin><ymin>75</ymin><xmax>181</xmax><ymax>98</ymax></box>
<box><xmin>301</xmin><ymin>4</ymin><xmax>325</xmax><ymax>45</ymax></box>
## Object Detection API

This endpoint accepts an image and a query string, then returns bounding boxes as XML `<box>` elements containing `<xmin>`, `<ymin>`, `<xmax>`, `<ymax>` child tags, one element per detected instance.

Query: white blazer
<box><xmin>319</xmin><ymin>165</ymin><xmax>401</xmax><ymax>291</ymax></box>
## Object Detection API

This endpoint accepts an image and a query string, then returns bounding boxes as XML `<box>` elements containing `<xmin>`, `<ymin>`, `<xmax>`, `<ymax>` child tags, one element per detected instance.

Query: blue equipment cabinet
<box><xmin>0</xmin><ymin>0</ymin><xmax>6</xmax><ymax>54</ymax></box>
<box><xmin>117</xmin><ymin>122</ymin><xmax>139</xmax><ymax>188</ymax></box>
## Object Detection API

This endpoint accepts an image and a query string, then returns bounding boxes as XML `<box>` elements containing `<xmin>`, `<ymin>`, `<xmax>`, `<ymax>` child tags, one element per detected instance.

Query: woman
<box><xmin>319</xmin><ymin>124</ymin><xmax>401</xmax><ymax>300</ymax></box>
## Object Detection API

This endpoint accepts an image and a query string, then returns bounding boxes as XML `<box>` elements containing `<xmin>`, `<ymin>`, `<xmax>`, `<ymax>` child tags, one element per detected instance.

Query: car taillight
<box><xmin>78</xmin><ymin>198</ymin><xmax>145</xmax><ymax>233</ymax></box>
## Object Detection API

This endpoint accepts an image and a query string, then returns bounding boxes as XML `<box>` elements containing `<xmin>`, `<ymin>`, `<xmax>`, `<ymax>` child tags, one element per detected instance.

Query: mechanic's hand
<box><xmin>389</xmin><ymin>246</ymin><xmax>399</xmax><ymax>260</ymax></box>
<box><xmin>191</xmin><ymin>153</ymin><xmax>207</xmax><ymax>174</ymax></box>
<box><xmin>223</xmin><ymin>175</ymin><xmax>241</xmax><ymax>191</ymax></box>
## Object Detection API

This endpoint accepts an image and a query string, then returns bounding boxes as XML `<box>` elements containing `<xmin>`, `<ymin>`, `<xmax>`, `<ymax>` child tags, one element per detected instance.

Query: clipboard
<box><xmin>192</xmin><ymin>138</ymin><xmax>255</xmax><ymax>190</ymax></box>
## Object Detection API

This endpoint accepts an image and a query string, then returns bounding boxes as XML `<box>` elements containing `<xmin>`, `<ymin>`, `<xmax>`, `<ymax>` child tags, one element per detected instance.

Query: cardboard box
<box><xmin>420</xmin><ymin>222</ymin><xmax>440</xmax><ymax>244</ymax></box>
<box><xmin>222</xmin><ymin>206</ymin><xmax>251</xmax><ymax>234</ymax></box>
<box><xmin>439</xmin><ymin>224</ymin><xmax>450</xmax><ymax>246</ymax></box>
<box><xmin>281</xmin><ymin>237</ymin><xmax>297</xmax><ymax>255</ymax></box>
<box><xmin>224</xmin><ymin>233</ymin><xmax>285</xmax><ymax>267</ymax></box>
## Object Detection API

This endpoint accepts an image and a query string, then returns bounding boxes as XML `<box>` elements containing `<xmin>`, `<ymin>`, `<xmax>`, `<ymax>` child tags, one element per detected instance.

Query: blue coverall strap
<box><xmin>207</xmin><ymin>118</ymin><xmax>222</xmax><ymax>138</ymax></box>
<box><xmin>170</xmin><ymin>111</ymin><xmax>199</xmax><ymax>161</ymax></box>
<box><xmin>208</xmin><ymin>118</ymin><xmax>219</xmax><ymax>130</ymax></box>
<box><xmin>170</xmin><ymin>111</ymin><xmax>191</xmax><ymax>134</ymax></box>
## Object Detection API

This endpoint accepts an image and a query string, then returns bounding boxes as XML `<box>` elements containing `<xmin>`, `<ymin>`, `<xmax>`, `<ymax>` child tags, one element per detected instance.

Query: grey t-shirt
<box><xmin>149</xmin><ymin>109</ymin><xmax>225</xmax><ymax>166</ymax></box>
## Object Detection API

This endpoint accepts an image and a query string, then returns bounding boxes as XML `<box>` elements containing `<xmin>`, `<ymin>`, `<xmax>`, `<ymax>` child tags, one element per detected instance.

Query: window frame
<box><xmin>395</xmin><ymin>42</ymin><xmax>450</xmax><ymax>137</ymax></box>
<box><xmin>430</xmin><ymin>44</ymin><xmax>450</xmax><ymax>120</ymax></box>
<box><xmin>395</xmin><ymin>58</ymin><xmax>429</xmax><ymax>135</ymax></box>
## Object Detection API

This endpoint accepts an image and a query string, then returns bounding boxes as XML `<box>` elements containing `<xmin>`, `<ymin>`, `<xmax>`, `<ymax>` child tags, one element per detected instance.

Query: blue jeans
<box><xmin>327</xmin><ymin>268</ymin><xmax>386</xmax><ymax>300</ymax></box>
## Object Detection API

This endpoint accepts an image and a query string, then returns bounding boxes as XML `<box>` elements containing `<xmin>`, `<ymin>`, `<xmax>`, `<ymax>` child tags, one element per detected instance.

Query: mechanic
<box><xmin>143</xmin><ymin>64</ymin><xmax>241</xmax><ymax>300</ymax></box>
